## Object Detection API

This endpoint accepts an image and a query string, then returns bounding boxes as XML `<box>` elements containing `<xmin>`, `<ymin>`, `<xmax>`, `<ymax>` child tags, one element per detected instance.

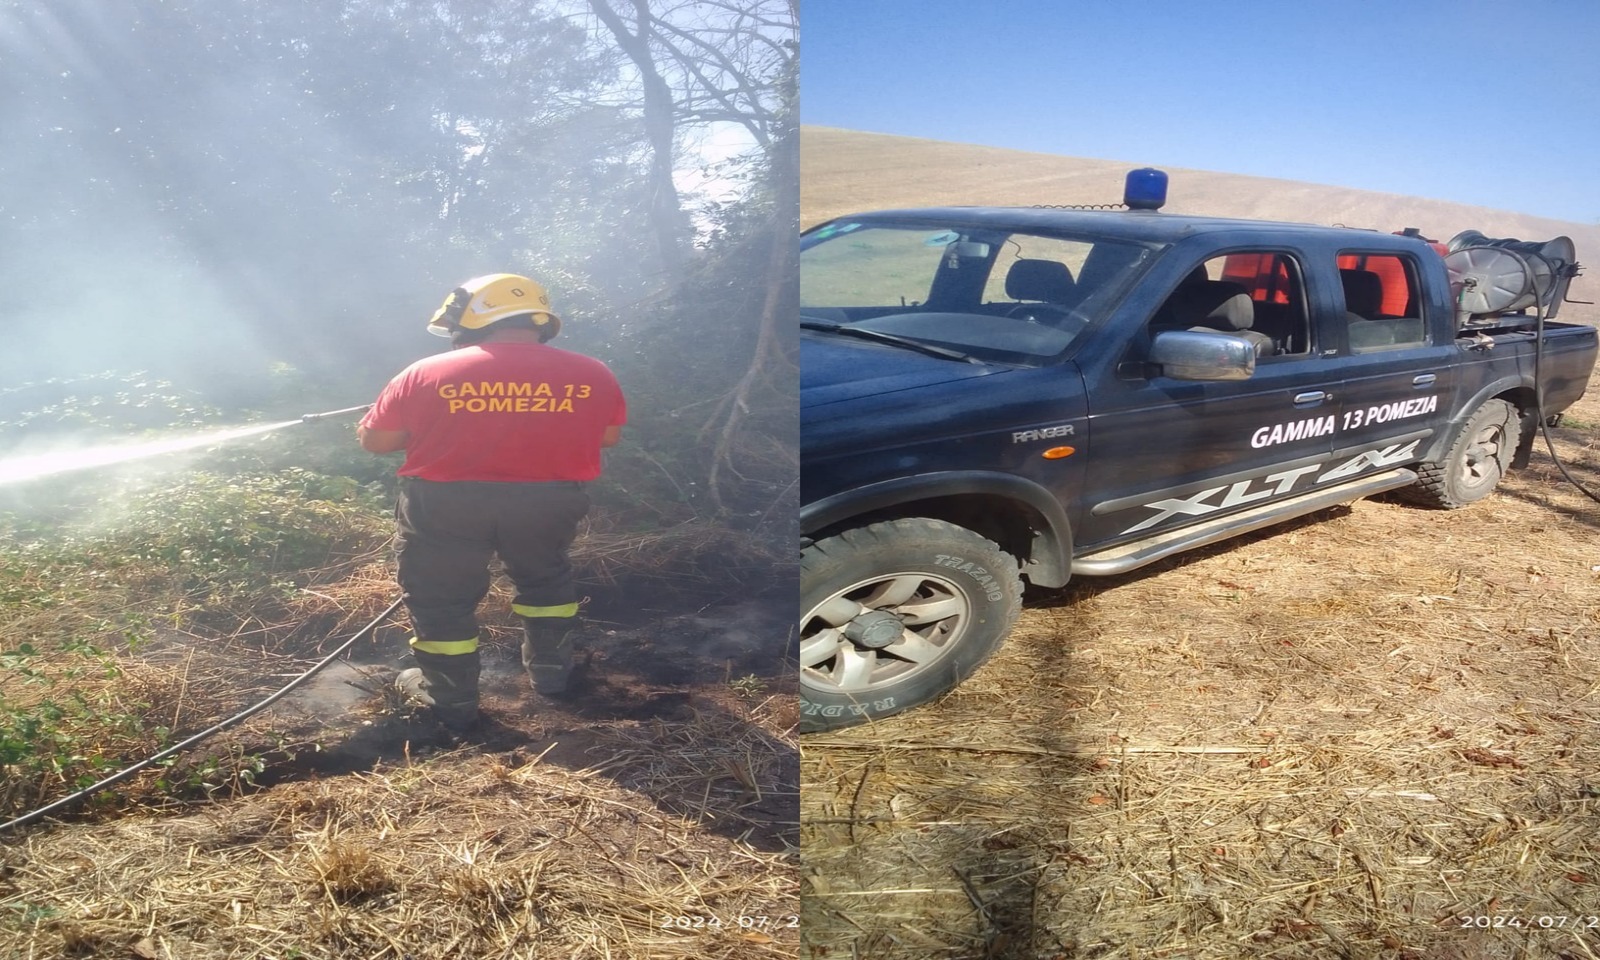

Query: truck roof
<box><xmin>818</xmin><ymin>206</ymin><xmax>1428</xmax><ymax>251</ymax></box>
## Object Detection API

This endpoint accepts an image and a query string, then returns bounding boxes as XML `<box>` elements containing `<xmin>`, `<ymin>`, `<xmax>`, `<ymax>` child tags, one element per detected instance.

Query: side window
<box><xmin>1336</xmin><ymin>253</ymin><xmax>1426</xmax><ymax>352</ymax></box>
<box><xmin>1151</xmin><ymin>251</ymin><xmax>1311</xmax><ymax>359</ymax></box>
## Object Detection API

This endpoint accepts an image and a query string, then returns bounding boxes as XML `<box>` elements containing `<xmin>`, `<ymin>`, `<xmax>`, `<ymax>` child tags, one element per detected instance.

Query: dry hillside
<box><xmin>801</xmin><ymin>127</ymin><xmax>1600</xmax><ymax>960</ymax></box>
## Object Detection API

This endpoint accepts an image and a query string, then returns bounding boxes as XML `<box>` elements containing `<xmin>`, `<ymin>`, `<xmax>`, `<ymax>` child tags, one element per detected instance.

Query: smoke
<box><xmin>0</xmin><ymin>3</ymin><xmax>477</xmax><ymax>401</ymax></box>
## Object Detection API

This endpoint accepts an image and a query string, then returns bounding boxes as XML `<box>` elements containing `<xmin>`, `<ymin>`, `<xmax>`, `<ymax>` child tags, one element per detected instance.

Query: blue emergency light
<box><xmin>1123</xmin><ymin>168</ymin><xmax>1168</xmax><ymax>211</ymax></box>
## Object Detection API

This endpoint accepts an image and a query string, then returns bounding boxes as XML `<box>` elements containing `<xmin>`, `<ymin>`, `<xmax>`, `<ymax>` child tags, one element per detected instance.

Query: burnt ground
<box><xmin>0</xmin><ymin>567</ymin><xmax>799</xmax><ymax>960</ymax></box>
<box><xmin>263</xmin><ymin>586</ymin><xmax>799</xmax><ymax>852</ymax></box>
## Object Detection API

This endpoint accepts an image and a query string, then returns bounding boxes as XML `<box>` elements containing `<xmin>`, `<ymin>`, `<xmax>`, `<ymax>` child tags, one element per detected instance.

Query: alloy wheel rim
<box><xmin>1459</xmin><ymin>421</ymin><xmax>1505</xmax><ymax>492</ymax></box>
<box><xmin>799</xmin><ymin>571</ymin><xmax>969</xmax><ymax>694</ymax></box>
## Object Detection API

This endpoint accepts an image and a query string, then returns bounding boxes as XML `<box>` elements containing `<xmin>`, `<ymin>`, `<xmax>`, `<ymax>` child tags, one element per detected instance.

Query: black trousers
<box><xmin>395</xmin><ymin>477</ymin><xmax>590</xmax><ymax>646</ymax></box>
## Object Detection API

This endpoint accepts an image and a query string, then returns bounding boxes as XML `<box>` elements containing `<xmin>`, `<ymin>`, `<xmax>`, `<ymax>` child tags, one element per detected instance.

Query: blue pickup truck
<box><xmin>799</xmin><ymin>173</ymin><xmax>1597</xmax><ymax>732</ymax></box>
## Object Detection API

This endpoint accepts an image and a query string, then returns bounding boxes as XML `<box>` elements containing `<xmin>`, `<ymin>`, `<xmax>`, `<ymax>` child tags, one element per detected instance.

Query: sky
<box><xmin>801</xmin><ymin>0</ymin><xmax>1600</xmax><ymax>224</ymax></box>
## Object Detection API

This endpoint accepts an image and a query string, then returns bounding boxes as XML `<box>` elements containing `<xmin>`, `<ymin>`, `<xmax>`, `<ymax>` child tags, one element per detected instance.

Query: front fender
<box><xmin>801</xmin><ymin>471</ymin><xmax>1075</xmax><ymax>587</ymax></box>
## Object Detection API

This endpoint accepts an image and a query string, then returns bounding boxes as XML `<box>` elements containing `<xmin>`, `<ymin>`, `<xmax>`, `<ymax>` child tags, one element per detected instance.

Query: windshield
<box><xmin>800</xmin><ymin>218</ymin><xmax>1157</xmax><ymax>365</ymax></box>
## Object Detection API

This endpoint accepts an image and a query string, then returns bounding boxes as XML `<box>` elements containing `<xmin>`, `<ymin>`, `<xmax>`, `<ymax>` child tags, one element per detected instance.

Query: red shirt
<box><xmin>361</xmin><ymin>342</ymin><xmax>626</xmax><ymax>482</ymax></box>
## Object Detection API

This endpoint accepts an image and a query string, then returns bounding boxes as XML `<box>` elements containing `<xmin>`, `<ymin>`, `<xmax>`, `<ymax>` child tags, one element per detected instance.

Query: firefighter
<box><xmin>358</xmin><ymin>274</ymin><xmax>626</xmax><ymax>729</ymax></box>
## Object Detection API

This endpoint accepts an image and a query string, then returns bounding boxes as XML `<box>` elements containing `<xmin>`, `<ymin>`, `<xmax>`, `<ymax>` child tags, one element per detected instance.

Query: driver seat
<box><xmin>1004</xmin><ymin>259</ymin><xmax>1075</xmax><ymax>305</ymax></box>
<box><xmin>1167</xmin><ymin>279</ymin><xmax>1276</xmax><ymax>358</ymax></box>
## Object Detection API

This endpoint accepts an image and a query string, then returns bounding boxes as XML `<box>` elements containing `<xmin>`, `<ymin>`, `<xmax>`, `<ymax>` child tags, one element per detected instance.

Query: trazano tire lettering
<box><xmin>799</xmin><ymin>518</ymin><xmax>1023</xmax><ymax>732</ymax></box>
<box><xmin>932</xmin><ymin>554</ymin><xmax>1005</xmax><ymax>602</ymax></box>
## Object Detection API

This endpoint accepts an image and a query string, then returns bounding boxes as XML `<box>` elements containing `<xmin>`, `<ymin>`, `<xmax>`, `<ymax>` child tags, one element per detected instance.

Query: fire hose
<box><xmin>300</xmin><ymin>404</ymin><xmax>373</xmax><ymax>422</ymax></box>
<box><xmin>0</xmin><ymin>402</ymin><xmax>400</xmax><ymax>833</ymax></box>
<box><xmin>0</xmin><ymin>597</ymin><xmax>404</xmax><ymax>834</ymax></box>
<box><xmin>1532</xmin><ymin>298</ymin><xmax>1600</xmax><ymax>505</ymax></box>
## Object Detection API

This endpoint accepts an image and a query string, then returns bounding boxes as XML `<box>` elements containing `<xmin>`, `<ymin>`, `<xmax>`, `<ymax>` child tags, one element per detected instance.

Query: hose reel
<box><xmin>1444</xmin><ymin>230</ymin><xmax>1580</xmax><ymax>327</ymax></box>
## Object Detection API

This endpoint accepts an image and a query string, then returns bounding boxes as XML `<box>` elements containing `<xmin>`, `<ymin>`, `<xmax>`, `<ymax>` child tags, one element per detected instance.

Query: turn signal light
<box><xmin>1042</xmin><ymin>446</ymin><xmax>1076</xmax><ymax>459</ymax></box>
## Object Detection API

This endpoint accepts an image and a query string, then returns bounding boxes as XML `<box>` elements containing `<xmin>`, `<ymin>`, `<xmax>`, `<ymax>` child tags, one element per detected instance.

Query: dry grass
<box><xmin>577</xmin><ymin>518</ymin><xmax>792</xmax><ymax>588</ymax></box>
<box><xmin>800</xmin><ymin>129</ymin><xmax>1600</xmax><ymax>959</ymax></box>
<box><xmin>0</xmin><ymin>523</ymin><xmax>798</xmax><ymax>959</ymax></box>
<box><xmin>4</xmin><ymin>745</ymin><xmax>796</xmax><ymax>959</ymax></box>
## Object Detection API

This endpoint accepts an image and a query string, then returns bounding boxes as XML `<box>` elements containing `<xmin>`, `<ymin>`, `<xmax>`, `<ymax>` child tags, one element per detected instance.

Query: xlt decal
<box><xmin>1120</xmin><ymin>440</ymin><xmax>1421</xmax><ymax>535</ymax></box>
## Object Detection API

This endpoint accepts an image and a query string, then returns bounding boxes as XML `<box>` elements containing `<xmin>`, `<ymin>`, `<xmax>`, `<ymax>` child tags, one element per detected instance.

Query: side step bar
<box><xmin>1071</xmin><ymin>468</ymin><xmax>1417</xmax><ymax>577</ymax></box>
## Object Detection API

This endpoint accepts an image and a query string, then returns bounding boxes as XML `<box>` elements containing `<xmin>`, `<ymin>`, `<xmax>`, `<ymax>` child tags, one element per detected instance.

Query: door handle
<box><xmin>1294</xmin><ymin>391</ymin><xmax>1329</xmax><ymax>404</ymax></box>
<box><xmin>1413</xmin><ymin>374</ymin><xmax>1437</xmax><ymax>386</ymax></box>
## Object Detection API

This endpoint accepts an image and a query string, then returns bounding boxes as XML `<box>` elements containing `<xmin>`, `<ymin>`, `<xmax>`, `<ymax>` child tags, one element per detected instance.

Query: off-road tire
<box><xmin>1400</xmin><ymin>398</ymin><xmax>1521</xmax><ymax>509</ymax></box>
<box><xmin>799</xmin><ymin>518</ymin><xmax>1023</xmax><ymax>733</ymax></box>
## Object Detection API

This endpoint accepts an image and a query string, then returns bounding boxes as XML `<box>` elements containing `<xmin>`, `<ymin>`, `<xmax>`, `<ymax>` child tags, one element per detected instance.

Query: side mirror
<box><xmin>1148</xmin><ymin>330</ymin><xmax>1256</xmax><ymax>381</ymax></box>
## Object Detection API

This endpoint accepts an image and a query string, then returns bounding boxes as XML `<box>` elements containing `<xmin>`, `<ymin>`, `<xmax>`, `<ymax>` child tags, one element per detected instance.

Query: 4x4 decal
<box><xmin>1119</xmin><ymin>440</ymin><xmax>1421</xmax><ymax>535</ymax></box>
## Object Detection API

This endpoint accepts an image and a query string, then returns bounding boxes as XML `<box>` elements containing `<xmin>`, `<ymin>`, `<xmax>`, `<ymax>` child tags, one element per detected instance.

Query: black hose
<box><xmin>1531</xmin><ymin>297</ymin><xmax>1600</xmax><ymax>505</ymax></box>
<box><xmin>0</xmin><ymin>596</ymin><xmax>405</xmax><ymax>834</ymax></box>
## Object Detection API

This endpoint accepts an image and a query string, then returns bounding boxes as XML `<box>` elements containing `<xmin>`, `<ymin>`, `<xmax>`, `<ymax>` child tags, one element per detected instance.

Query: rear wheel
<box><xmin>1401</xmin><ymin>398</ymin><xmax>1520</xmax><ymax>509</ymax></box>
<box><xmin>799</xmin><ymin>518</ymin><xmax>1023</xmax><ymax>732</ymax></box>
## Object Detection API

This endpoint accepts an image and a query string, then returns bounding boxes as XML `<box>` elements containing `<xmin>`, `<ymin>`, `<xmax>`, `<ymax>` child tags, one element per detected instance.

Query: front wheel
<box><xmin>799</xmin><ymin>518</ymin><xmax>1023</xmax><ymax>733</ymax></box>
<box><xmin>1400</xmin><ymin>398</ymin><xmax>1521</xmax><ymax>509</ymax></box>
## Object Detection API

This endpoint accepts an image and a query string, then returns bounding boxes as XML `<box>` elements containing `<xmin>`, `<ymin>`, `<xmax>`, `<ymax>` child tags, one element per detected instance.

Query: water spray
<box><xmin>0</xmin><ymin>400</ymin><xmax>398</xmax><ymax>832</ymax></box>
<box><xmin>0</xmin><ymin>403</ymin><xmax>372</xmax><ymax>486</ymax></box>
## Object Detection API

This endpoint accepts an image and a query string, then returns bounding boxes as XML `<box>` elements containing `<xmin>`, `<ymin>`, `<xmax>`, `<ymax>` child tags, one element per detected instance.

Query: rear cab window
<box><xmin>1335</xmin><ymin>252</ymin><xmax>1428</xmax><ymax>352</ymax></box>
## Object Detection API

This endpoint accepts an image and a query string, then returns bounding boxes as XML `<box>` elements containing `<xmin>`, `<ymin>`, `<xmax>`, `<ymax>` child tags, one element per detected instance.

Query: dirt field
<box><xmin>800</xmin><ymin>127</ymin><xmax>1600</xmax><ymax>959</ymax></box>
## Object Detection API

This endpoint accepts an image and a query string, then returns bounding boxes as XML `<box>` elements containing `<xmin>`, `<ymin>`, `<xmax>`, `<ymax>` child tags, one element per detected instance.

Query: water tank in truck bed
<box><xmin>1444</xmin><ymin>230</ymin><xmax>1578</xmax><ymax>325</ymax></box>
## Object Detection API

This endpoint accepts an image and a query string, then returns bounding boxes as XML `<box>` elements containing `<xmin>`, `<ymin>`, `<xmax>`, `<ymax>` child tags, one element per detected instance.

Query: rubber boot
<box><xmin>396</xmin><ymin>649</ymin><xmax>481</xmax><ymax>730</ymax></box>
<box><xmin>521</xmin><ymin>617</ymin><xmax>577</xmax><ymax>696</ymax></box>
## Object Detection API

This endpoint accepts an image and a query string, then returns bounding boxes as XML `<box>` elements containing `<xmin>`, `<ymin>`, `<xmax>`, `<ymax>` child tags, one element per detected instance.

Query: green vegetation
<box><xmin>0</xmin><ymin>382</ymin><xmax>393</xmax><ymax>819</ymax></box>
<box><xmin>0</xmin><ymin>358</ymin><xmax>793</xmax><ymax>822</ymax></box>
<box><xmin>729</xmin><ymin>674</ymin><xmax>770</xmax><ymax>698</ymax></box>
<box><xmin>0</xmin><ymin>640</ymin><xmax>151</xmax><ymax>809</ymax></box>
<box><xmin>0</xmin><ymin>373</ymin><xmax>219</xmax><ymax>436</ymax></box>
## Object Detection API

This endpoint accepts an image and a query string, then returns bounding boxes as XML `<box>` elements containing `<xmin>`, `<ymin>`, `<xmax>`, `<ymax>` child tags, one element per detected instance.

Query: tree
<box><xmin>586</xmin><ymin>0</ymin><xmax>693</xmax><ymax>276</ymax></box>
<box><xmin>581</xmin><ymin>0</ymin><xmax>797</xmax><ymax>519</ymax></box>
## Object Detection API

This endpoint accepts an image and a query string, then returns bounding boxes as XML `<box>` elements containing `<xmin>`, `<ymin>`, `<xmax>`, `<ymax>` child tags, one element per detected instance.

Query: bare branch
<box><xmin>646</xmin><ymin>16</ymin><xmax>780</xmax><ymax>148</ymax></box>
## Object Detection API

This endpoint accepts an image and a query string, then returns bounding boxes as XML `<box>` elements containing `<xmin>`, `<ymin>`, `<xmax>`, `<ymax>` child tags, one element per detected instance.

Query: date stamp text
<box><xmin>661</xmin><ymin>914</ymin><xmax>799</xmax><ymax>932</ymax></box>
<box><xmin>1458</xmin><ymin>915</ymin><xmax>1600</xmax><ymax>929</ymax></box>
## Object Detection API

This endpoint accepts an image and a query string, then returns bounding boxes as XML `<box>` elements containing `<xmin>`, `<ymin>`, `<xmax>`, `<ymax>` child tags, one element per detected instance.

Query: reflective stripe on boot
<box><xmin>397</xmin><ymin>644</ymin><xmax>481</xmax><ymax>729</ymax></box>
<box><xmin>520</xmin><ymin>617</ymin><xmax>577</xmax><ymax>695</ymax></box>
